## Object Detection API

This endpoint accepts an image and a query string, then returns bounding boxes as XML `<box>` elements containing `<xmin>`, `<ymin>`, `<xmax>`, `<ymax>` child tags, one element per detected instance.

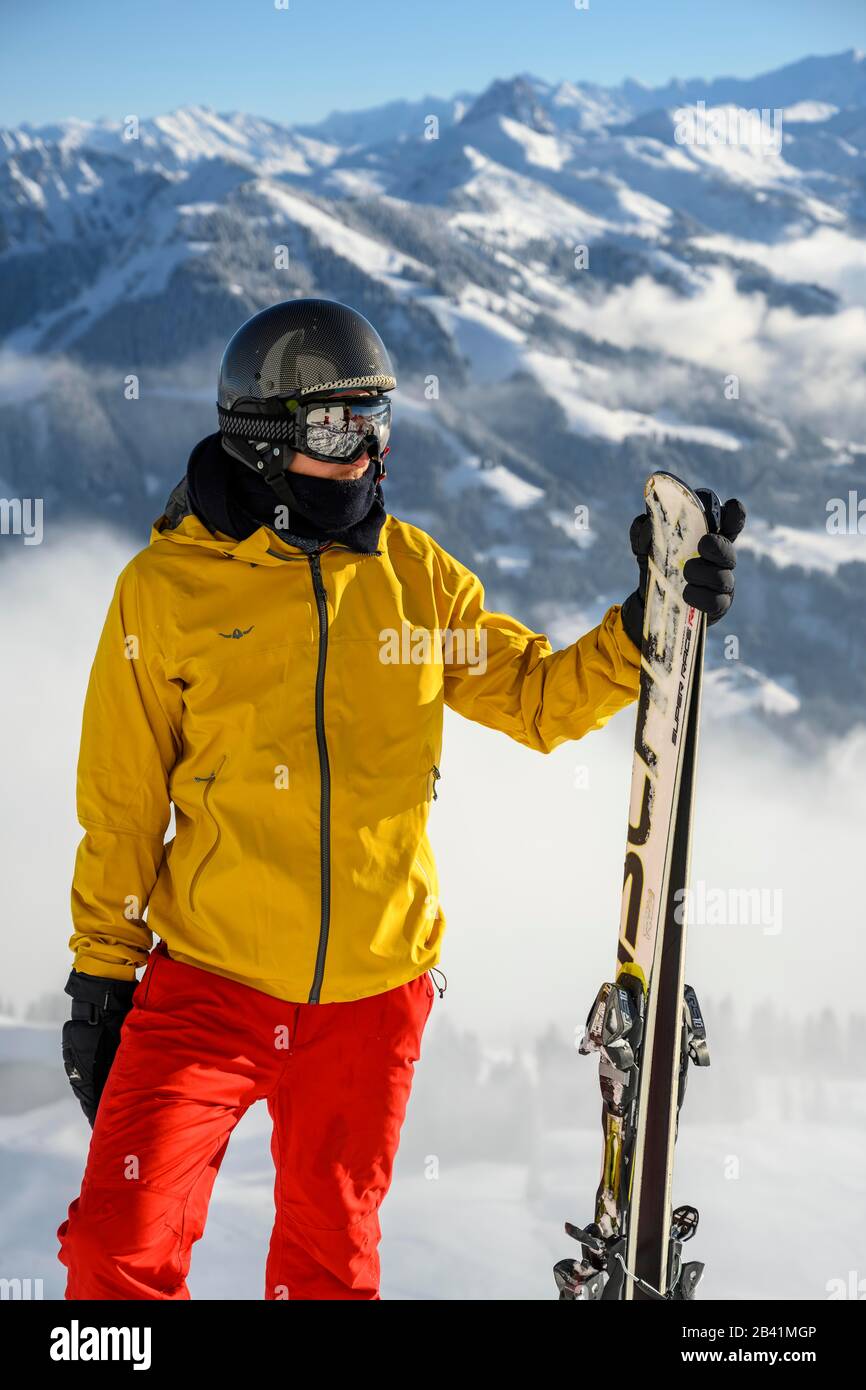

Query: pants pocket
<box><xmin>375</xmin><ymin>974</ymin><xmax>433</xmax><ymax>1057</ymax></box>
<box><xmin>134</xmin><ymin>946</ymin><xmax>163</xmax><ymax>1012</ymax></box>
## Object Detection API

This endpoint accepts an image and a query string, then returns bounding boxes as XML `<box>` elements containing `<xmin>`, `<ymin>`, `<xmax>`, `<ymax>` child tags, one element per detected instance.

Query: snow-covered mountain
<box><xmin>1</xmin><ymin>50</ymin><xmax>865</xmax><ymax>736</ymax></box>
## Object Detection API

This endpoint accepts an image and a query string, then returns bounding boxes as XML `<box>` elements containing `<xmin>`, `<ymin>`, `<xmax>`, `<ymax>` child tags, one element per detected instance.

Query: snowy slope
<box><xmin>4</xmin><ymin>1044</ymin><xmax>862</xmax><ymax>1300</ymax></box>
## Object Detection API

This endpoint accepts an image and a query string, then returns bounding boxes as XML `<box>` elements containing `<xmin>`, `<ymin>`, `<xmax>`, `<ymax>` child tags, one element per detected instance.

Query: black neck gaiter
<box><xmin>185</xmin><ymin>434</ymin><xmax>386</xmax><ymax>553</ymax></box>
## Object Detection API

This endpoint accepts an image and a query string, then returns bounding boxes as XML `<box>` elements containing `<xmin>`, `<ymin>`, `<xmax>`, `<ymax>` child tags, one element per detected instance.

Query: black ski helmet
<box><xmin>216</xmin><ymin>298</ymin><xmax>396</xmax><ymax>513</ymax></box>
<box><xmin>218</xmin><ymin>297</ymin><xmax>395</xmax><ymax>421</ymax></box>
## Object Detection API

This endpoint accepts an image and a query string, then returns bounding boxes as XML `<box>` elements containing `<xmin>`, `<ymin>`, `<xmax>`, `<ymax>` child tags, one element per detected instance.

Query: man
<box><xmin>58</xmin><ymin>298</ymin><xmax>743</xmax><ymax>1299</ymax></box>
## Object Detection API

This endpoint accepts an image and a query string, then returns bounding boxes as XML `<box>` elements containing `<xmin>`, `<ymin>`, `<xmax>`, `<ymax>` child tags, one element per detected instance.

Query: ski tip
<box><xmin>646</xmin><ymin>469</ymin><xmax>689</xmax><ymax>492</ymax></box>
<box><xmin>644</xmin><ymin>472</ymin><xmax>712</xmax><ymax>536</ymax></box>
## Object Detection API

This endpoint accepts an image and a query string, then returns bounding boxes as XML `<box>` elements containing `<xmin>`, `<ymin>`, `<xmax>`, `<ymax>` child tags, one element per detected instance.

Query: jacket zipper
<box><xmin>257</xmin><ymin>541</ymin><xmax>378</xmax><ymax>1000</ymax></box>
<box><xmin>189</xmin><ymin>756</ymin><xmax>226</xmax><ymax>912</ymax></box>
<box><xmin>307</xmin><ymin>550</ymin><xmax>332</xmax><ymax>1004</ymax></box>
<box><xmin>428</xmin><ymin>764</ymin><xmax>441</xmax><ymax>802</ymax></box>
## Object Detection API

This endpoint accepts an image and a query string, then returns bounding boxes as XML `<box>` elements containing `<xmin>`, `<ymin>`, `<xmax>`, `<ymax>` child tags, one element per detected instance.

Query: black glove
<box><xmin>621</xmin><ymin>495</ymin><xmax>746</xmax><ymax>650</ymax></box>
<box><xmin>62</xmin><ymin>971</ymin><xmax>137</xmax><ymax>1127</ymax></box>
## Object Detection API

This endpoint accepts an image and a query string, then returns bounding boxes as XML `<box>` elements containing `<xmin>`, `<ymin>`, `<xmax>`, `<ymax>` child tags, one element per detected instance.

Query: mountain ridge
<box><xmin>1</xmin><ymin>48</ymin><xmax>865</xmax><ymax>738</ymax></box>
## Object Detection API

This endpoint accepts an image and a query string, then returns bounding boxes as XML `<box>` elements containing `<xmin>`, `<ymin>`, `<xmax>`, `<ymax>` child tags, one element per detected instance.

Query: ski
<box><xmin>554</xmin><ymin>470</ymin><xmax>719</xmax><ymax>1302</ymax></box>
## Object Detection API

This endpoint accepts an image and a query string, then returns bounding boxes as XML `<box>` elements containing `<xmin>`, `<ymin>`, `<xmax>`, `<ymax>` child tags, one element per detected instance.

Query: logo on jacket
<box><xmin>219</xmin><ymin>625</ymin><xmax>255</xmax><ymax>640</ymax></box>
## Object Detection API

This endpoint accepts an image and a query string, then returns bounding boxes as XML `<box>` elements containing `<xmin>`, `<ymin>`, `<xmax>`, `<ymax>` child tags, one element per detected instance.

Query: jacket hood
<box><xmin>185</xmin><ymin>432</ymin><xmax>239</xmax><ymax>541</ymax></box>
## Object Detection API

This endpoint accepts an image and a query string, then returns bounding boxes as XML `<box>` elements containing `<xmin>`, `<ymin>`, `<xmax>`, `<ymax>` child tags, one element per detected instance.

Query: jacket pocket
<box><xmin>188</xmin><ymin>755</ymin><xmax>226</xmax><ymax>913</ymax></box>
<box><xmin>412</xmin><ymin>839</ymin><xmax>440</xmax><ymax>936</ymax></box>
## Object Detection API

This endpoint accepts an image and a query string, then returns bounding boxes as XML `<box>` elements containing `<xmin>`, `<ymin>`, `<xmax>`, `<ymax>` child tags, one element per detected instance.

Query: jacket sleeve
<box><xmin>69</xmin><ymin>560</ymin><xmax>182</xmax><ymax>980</ymax></box>
<box><xmin>434</xmin><ymin>548</ymin><xmax>641</xmax><ymax>753</ymax></box>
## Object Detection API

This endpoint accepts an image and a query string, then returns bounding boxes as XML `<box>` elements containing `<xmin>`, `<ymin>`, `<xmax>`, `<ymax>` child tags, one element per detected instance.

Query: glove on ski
<box><xmin>62</xmin><ymin>971</ymin><xmax>137</xmax><ymax>1127</ymax></box>
<box><xmin>621</xmin><ymin>496</ymin><xmax>746</xmax><ymax>650</ymax></box>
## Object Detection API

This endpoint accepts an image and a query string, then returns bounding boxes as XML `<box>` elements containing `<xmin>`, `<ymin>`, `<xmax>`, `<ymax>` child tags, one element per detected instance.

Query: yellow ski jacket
<box><xmin>70</xmin><ymin>506</ymin><xmax>641</xmax><ymax>1003</ymax></box>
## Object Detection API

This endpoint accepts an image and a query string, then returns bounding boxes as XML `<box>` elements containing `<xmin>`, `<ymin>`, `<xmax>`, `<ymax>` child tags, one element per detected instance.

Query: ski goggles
<box><xmin>218</xmin><ymin>391</ymin><xmax>392</xmax><ymax>465</ymax></box>
<box><xmin>298</xmin><ymin>393</ymin><xmax>392</xmax><ymax>463</ymax></box>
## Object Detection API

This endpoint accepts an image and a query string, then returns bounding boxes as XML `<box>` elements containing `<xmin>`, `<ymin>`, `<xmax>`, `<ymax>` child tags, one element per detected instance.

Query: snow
<box><xmin>323</xmin><ymin>167</ymin><xmax>389</xmax><ymax>197</ymax></box>
<box><xmin>624</xmin><ymin>136</ymin><xmax>697</xmax><ymax>174</ymax></box>
<box><xmin>783</xmin><ymin>101</ymin><xmax>839</xmax><ymax>122</ymax></box>
<box><xmin>424</xmin><ymin>293</ymin><xmax>527</xmax><ymax>384</ymax></box>
<box><xmin>258</xmin><ymin>181</ymin><xmax>426</xmax><ymax>290</ymax></box>
<box><xmin>615</xmin><ymin>184</ymin><xmax>673</xmax><ymax>233</ymax></box>
<box><xmin>549</xmin><ymin>81</ymin><xmax>628</xmax><ymax>132</ymax></box>
<box><xmin>10</xmin><ymin>165</ymin><xmax>48</xmax><ymax>207</ymax></box>
<box><xmin>4</xmin><ymin>1044</ymin><xmax>862</xmax><ymax>1300</ymax></box>
<box><xmin>499</xmin><ymin>116</ymin><xmax>569</xmax><ymax>170</ymax></box>
<box><xmin>476</xmin><ymin>462</ymin><xmax>544</xmax><ymax>509</ymax></box>
<box><xmin>476</xmin><ymin>545</ymin><xmax>532</xmax><ymax>574</ymax></box>
<box><xmin>451</xmin><ymin>146</ymin><xmax>614</xmax><ymax>246</ymax></box>
<box><xmin>136</xmin><ymin>107</ymin><xmax>339</xmax><ymax>178</ymax></box>
<box><xmin>547</xmin><ymin>510</ymin><xmax>597</xmax><ymax>549</ymax></box>
<box><xmin>681</xmin><ymin>121</ymin><xmax>804</xmax><ymax>188</ymax></box>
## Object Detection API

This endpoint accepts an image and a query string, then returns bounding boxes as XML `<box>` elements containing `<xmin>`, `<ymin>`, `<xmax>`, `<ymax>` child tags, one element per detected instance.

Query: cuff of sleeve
<box><xmin>72</xmin><ymin>952</ymin><xmax>139</xmax><ymax>982</ymax></box>
<box><xmin>606</xmin><ymin>603</ymin><xmax>642</xmax><ymax>672</ymax></box>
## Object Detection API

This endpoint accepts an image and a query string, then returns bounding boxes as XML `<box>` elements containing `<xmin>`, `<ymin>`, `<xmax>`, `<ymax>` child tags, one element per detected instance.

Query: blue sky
<box><xmin>2</xmin><ymin>0</ymin><xmax>865</xmax><ymax>128</ymax></box>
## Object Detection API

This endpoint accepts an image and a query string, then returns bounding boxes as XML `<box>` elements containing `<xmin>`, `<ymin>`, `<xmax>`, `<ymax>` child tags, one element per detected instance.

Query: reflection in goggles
<box><xmin>304</xmin><ymin>399</ymin><xmax>391</xmax><ymax>460</ymax></box>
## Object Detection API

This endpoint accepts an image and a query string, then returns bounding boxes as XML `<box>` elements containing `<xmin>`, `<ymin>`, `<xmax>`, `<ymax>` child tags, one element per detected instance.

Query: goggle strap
<box><xmin>217</xmin><ymin>405</ymin><xmax>295</xmax><ymax>443</ymax></box>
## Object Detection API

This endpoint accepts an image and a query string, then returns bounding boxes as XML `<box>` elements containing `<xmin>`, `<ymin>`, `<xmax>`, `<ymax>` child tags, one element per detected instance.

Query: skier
<box><xmin>58</xmin><ymin>298</ymin><xmax>744</xmax><ymax>1300</ymax></box>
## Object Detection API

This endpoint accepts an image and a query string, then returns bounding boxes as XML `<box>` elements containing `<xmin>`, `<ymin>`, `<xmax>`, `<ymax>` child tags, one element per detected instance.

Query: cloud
<box><xmin>0</xmin><ymin>351</ymin><xmax>71</xmax><ymax>406</ymax></box>
<box><xmin>554</xmin><ymin>266</ymin><xmax>866</xmax><ymax>436</ymax></box>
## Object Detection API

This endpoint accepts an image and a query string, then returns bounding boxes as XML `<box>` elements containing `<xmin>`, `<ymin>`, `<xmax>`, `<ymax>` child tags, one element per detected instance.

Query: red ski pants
<box><xmin>58</xmin><ymin>945</ymin><xmax>434</xmax><ymax>1300</ymax></box>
